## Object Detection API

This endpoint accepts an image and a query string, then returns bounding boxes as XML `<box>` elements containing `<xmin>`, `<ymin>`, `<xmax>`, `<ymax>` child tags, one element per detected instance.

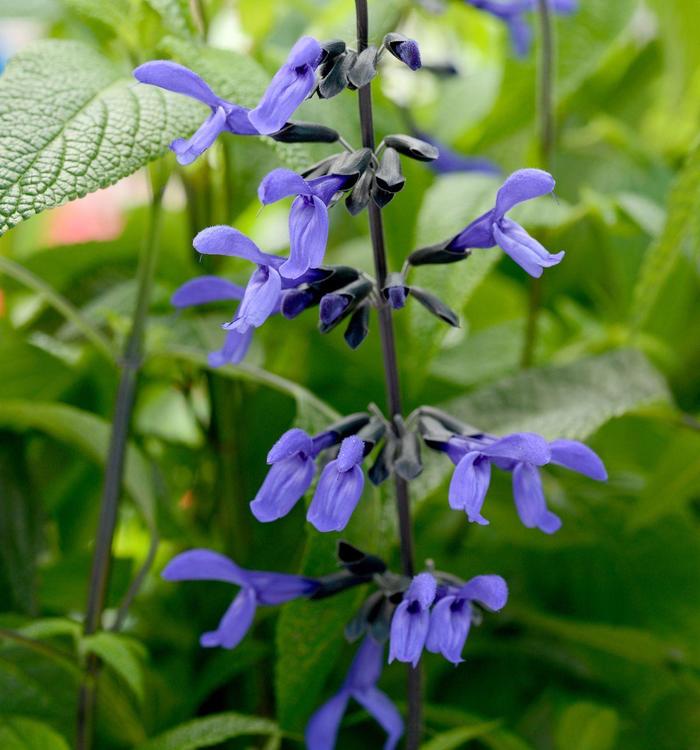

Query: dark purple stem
<box><xmin>355</xmin><ymin>1</ymin><xmax>421</xmax><ymax>747</ymax></box>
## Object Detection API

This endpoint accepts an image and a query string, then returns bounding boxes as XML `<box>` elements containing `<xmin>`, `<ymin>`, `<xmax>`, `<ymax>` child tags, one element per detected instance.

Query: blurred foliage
<box><xmin>0</xmin><ymin>0</ymin><xmax>699</xmax><ymax>748</ymax></box>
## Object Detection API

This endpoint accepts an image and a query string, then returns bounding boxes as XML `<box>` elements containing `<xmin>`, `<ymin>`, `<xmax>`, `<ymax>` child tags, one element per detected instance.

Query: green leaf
<box><xmin>421</xmin><ymin>720</ymin><xmax>502</xmax><ymax>750</ymax></box>
<box><xmin>81</xmin><ymin>632</ymin><xmax>145</xmax><ymax>703</ymax></box>
<box><xmin>0</xmin><ymin>717</ymin><xmax>69</xmax><ymax>750</ymax></box>
<box><xmin>0</xmin><ymin>400</ymin><xmax>156</xmax><ymax>528</ymax></box>
<box><xmin>443</xmin><ymin>349</ymin><xmax>671</xmax><ymax>440</ymax></box>
<box><xmin>137</xmin><ymin>713</ymin><xmax>278</xmax><ymax>750</ymax></box>
<box><xmin>157</xmin><ymin>36</ymin><xmax>310</xmax><ymax>170</ymax></box>
<box><xmin>631</xmin><ymin>139</ymin><xmax>700</xmax><ymax>329</ymax></box>
<box><xmin>556</xmin><ymin>702</ymin><xmax>619</xmax><ymax>750</ymax></box>
<box><xmin>0</xmin><ymin>39</ymin><xmax>203</xmax><ymax>235</ymax></box>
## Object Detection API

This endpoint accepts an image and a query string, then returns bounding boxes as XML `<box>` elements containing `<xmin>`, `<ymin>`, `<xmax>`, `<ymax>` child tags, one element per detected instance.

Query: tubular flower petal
<box><xmin>389</xmin><ymin>573</ymin><xmax>437</xmax><ymax>667</ymax></box>
<box><xmin>162</xmin><ymin>548</ymin><xmax>318</xmax><ymax>650</ymax></box>
<box><xmin>249</xmin><ymin>36</ymin><xmax>322</xmax><ymax>135</ymax></box>
<box><xmin>307</xmin><ymin>436</ymin><xmax>366</xmax><ymax>532</ymax></box>
<box><xmin>306</xmin><ymin>637</ymin><xmax>403</xmax><ymax>750</ymax></box>
<box><xmin>448</xmin><ymin>168</ymin><xmax>563</xmax><ymax>277</ymax></box>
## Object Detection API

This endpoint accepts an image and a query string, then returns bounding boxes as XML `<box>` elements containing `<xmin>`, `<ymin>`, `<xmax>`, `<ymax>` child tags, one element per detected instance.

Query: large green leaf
<box><xmin>0</xmin><ymin>39</ymin><xmax>202</xmax><ymax>235</ymax></box>
<box><xmin>0</xmin><ymin>717</ymin><xmax>69</xmax><ymax>750</ymax></box>
<box><xmin>81</xmin><ymin>632</ymin><xmax>145</xmax><ymax>703</ymax></box>
<box><xmin>137</xmin><ymin>713</ymin><xmax>278</xmax><ymax>750</ymax></box>
<box><xmin>631</xmin><ymin>140</ymin><xmax>700</xmax><ymax>328</ymax></box>
<box><xmin>443</xmin><ymin>349</ymin><xmax>671</xmax><ymax>440</ymax></box>
<box><xmin>0</xmin><ymin>400</ymin><xmax>156</xmax><ymax>528</ymax></box>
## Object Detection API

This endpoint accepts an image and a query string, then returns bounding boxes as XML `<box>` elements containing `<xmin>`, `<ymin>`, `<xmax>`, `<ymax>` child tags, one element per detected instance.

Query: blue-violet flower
<box><xmin>389</xmin><ymin>572</ymin><xmax>437</xmax><ymax>667</ymax></box>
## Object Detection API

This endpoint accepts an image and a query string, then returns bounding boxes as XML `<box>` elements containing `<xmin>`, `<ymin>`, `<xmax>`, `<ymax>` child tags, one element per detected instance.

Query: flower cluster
<box><xmin>150</xmin><ymin>10</ymin><xmax>601</xmax><ymax>748</ymax></box>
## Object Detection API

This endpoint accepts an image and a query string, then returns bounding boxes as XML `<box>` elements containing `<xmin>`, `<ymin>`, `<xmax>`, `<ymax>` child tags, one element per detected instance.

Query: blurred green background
<box><xmin>1</xmin><ymin>0</ymin><xmax>699</xmax><ymax>748</ymax></box>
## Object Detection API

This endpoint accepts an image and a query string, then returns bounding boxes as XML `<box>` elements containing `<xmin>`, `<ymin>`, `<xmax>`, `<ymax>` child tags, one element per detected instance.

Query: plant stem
<box><xmin>521</xmin><ymin>0</ymin><xmax>555</xmax><ymax>368</ymax></box>
<box><xmin>354</xmin><ymin>1</ymin><xmax>421</xmax><ymax>747</ymax></box>
<box><xmin>76</xmin><ymin>185</ymin><xmax>164</xmax><ymax>750</ymax></box>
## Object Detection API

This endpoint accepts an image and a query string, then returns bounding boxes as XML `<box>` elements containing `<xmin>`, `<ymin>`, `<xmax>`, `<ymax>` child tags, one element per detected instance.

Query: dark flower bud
<box><xmin>375</xmin><ymin>148</ymin><xmax>405</xmax><ymax>193</ymax></box>
<box><xmin>319</xmin><ymin>39</ymin><xmax>346</xmax><ymax>70</ymax></box>
<box><xmin>418</xmin><ymin>406</ymin><xmax>481</xmax><ymax>441</ymax></box>
<box><xmin>333</xmin><ymin>147</ymin><xmax>373</xmax><ymax>182</ymax></box>
<box><xmin>319</xmin><ymin>277</ymin><xmax>373</xmax><ymax>333</ymax></box>
<box><xmin>394</xmin><ymin>430</ymin><xmax>423</xmax><ymax>480</ymax></box>
<box><xmin>311</xmin><ymin>571</ymin><xmax>370</xmax><ymax>600</ymax></box>
<box><xmin>381</xmin><ymin>272</ymin><xmax>409</xmax><ymax>309</ymax></box>
<box><xmin>410</xmin><ymin>286</ymin><xmax>460</xmax><ymax>327</ymax></box>
<box><xmin>371</xmin><ymin>179</ymin><xmax>396</xmax><ymax>208</ymax></box>
<box><xmin>318</xmin><ymin>50</ymin><xmax>356</xmax><ymax>99</ymax></box>
<box><xmin>325</xmin><ymin>412</ymin><xmax>372</xmax><ymax>442</ymax></box>
<box><xmin>271</xmin><ymin>122</ymin><xmax>339</xmax><ymax>144</ymax></box>
<box><xmin>422</xmin><ymin>62</ymin><xmax>459</xmax><ymax>77</ymax></box>
<box><xmin>348</xmin><ymin>46</ymin><xmax>378</xmax><ymax>88</ymax></box>
<box><xmin>384</xmin><ymin>134</ymin><xmax>439</xmax><ymax>162</ymax></box>
<box><xmin>368</xmin><ymin>436</ymin><xmax>397</xmax><ymax>486</ymax></box>
<box><xmin>345</xmin><ymin>591</ymin><xmax>386</xmax><ymax>642</ymax></box>
<box><xmin>345</xmin><ymin>169</ymin><xmax>373</xmax><ymax>215</ymax></box>
<box><xmin>313</xmin><ymin>265</ymin><xmax>361</xmax><ymax>294</ymax></box>
<box><xmin>301</xmin><ymin>153</ymin><xmax>344</xmax><ymax>180</ymax></box>
<box><xmin>344</xmin><ymin>302</ymin><xmax>370</xmax><ymax>349</ymax></box>
<box><xmin>356</xmin><ymin>417</ymin><xmax>387</xmax><ymax>452</ymax></box>
<box><xmin>384</xmin><ymin>32</ymin><xmax>422</xmax><ymax>71</ymax></box>
<box><xmin>337</xmin><ymin>541</ymin><xmax>387</xmax><ymax>576</ymax></box>
<box><xmin>407</xmin><ymin>240</ymin><xmax>468</xmax><ymax>266</ymax></box>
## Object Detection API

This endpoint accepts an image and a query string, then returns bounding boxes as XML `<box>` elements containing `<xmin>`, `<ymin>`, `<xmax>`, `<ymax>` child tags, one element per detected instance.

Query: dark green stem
<box><xmin>355</xmin><ymin>1</ymin><xmax>421</xmax><ymax>747</ymax></box>
<box><xmin>76</xmin><ymin>184</ymin><xmax>164</xmax><ymax>750</ymax></box>
<box><xmin>521</xmin><ymin>0</ymin><xmax>555</xmax><ymax>368</ymax></box>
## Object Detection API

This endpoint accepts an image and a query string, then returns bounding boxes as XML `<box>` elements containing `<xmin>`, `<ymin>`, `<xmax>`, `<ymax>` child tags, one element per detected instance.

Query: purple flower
<box><xmin>133</xmin><ymin>61</ymin><xmax>258</xmax><ymax>165</ymax></box>
<box><xmin>258</xmin><ymin>169</ymin><xmax>349</xmax><ymax>278</ymax></box>
<box><xmin>162</xmin><ymin>549</ymin><xmax>318</xmax><ymax>649</ymax></box>
<box><xmin>193</xmin><ymin>226</ymin><xmax>287</xmax><ymax>334</ymax></box>
<box><xmin>249</xmin><ymin>36</ymin><xmax>322</xmax><ymax>135</ymax></box>
<box><xmin>426</xmin><ymin>575</ymin><xmax>507</xmax><ymax>664</ymax></box>
<box><xmin>306</xmin><ymin>637</ymin><xmax>403</xmax><ymax>750</ymax></box>
<box><xmin>307</xmin><ymin>436</ymin><xmax>365</xmax><ymax>532</ymax></box>
<box><xmin>171</xmin><ymin>275</ymin><xmax>254</xmax><ymax>367</ymax></box>
<box><xmin>250</xmin><ymin>428</ymin><xmax>318</xmax><ymax>522</ymax></box>
<box><xmin>466</xmin><ymin>1</ymin><xmax>577</xmax><ymax>57</ymax></box>
<box><xmin>448</xmin><ymin>168</ymin><xmax>564</xmax><ymax>277</ymax></box>
<box><xmin>389</xmin><ymin>573</ymin><xmax>437</xmax><ymax>667</ymax></box>
<box><xmin>446</xmin><ymin>432</ymin><xmax>607</xmax><ymax>533</ymax></box>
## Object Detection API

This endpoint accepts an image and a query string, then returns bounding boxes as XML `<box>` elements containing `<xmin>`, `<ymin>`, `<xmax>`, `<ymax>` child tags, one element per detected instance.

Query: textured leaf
<box><xmin>137</xmin><ymin>713</ymin><xmax>278</xmax><ymax>750</ymax></box>
<box><xmin>0</xmin><ymin>400</ymin><xmax>156</xmax><ymax>528</ymax></box>
<box><xmin>631</xmin><ymin>140</ymin><xmax>700</xmax><ymax>328</ymax></box>
<box><xmin>0</xmin><ymin>717</ymin><xmax>69</xmax><ymax>750</ymax></box>
<box><xmin>443</xmin><ymin>349</ymin><xmax>671</xmax><ymax>440</ymax></box>
<box><xmin>81</xmin><ymin>632</ymin><xmax>145</xmax><ymax>703</ymax></box>
<box><xmin>421</xmin><ymin>721</ymin><xmax>502</xmax><ymax>750</ymax></box>
<box><xmin>556</xmin><ymin>702</ymin><xmax>619</xmax><ymax>750</ymax></box>
<box><xmin>0</xmin><ymin>39</ymin><xmax>203</xmax><ymax>234</ymax></box>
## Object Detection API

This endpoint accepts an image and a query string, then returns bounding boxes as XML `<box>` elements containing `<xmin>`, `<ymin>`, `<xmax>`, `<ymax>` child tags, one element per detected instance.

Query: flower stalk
<box><xmin>355</xmin><ymin>0</ymin><xmax>421</xmax><ymax>745</ymax></box>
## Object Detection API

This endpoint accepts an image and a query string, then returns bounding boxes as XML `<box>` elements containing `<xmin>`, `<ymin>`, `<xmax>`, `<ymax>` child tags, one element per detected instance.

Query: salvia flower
<box><xmin>307</xmin><ymin>435</ymin><xmax>366</xmax><ymax>532</ymax></box>
<box><xmin>426</xmin><ymin>575</ymin><xmax>507</xmax><ymax>664</ymax></box>
<box><xmin>258</xmin><ymin>169</ymin><xmax>350</xmax><ymax>278</ymax></box>
<box><xmin>446</xmin><ymin>432</ymin><xmax>607</xmax><ymax>533</ymax></box>
<box><xmin>384</xmin><ymin>33</ymin><xmax>422</xmax><ymax>71</ymax></box>
<box><xmin>306</xmin><ymin>637</ymin><xmax>403</xmax><ymax>750</ymax></box>
<box><xmin>171</xmin><ymin>275</ymin><xmax>253</xmax><ymax>367</ymax></box>
<box><xmin>250</xmin><ymin>428</ymin><xmax>318</xmax><ymax>522</ymax></box>
<box><xmin>162</xmin><ymin>549</ymin><xmax>318</xmax><ymax>649</ymax></box>
<box><xmin>249</xmin><ymin>36</ymin><xmax>322</xmax><ymax>135</ymax></box>
<box><xmin>389</xmin><ymin>572</ymin><xmax>437</xmax><ymax>667</ymax></box>
<box><xmin>133</xmin><ymin>61</ymin><xmax>258</xmax><ymax>165</ymax></box>
<box><xmin>448</xmin><ymin>168</ymin><xmax>564</xmax><ymax>277</ymax></box>
<box><xmin>466</xmin><ymin>0</ymin><xmax>578</xmax><ymax>57</ymax></box>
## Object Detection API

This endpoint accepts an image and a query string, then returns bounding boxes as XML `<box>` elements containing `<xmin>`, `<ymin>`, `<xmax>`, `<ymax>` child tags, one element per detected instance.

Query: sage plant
<box><xmin>136</xmin><ymin>1</ymin><xmax>604</xmax><ymax>746</ymax></box>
